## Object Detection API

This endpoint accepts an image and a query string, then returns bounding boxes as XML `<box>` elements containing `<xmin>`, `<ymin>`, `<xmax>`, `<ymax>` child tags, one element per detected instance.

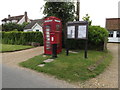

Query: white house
<box><xmin>106</xmin><ymin>18</ymin><xmax>120</xmax><ymax>42</ymax></box>
<box><xmin>2</xmin><ymin>11</ymin><xmax>31</xmax><ymax>25</ymax></box>
<box><xmin>24</xmin><ymin>19</ymin><xmax>43</xmax><ymax>33</ymax></box>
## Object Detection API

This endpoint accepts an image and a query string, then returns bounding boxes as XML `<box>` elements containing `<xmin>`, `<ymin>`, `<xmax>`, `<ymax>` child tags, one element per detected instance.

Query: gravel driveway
<box><xmin>1</xmin><ymin>43</ymin><xmax>118</xmax><ymax>88</ymax></box>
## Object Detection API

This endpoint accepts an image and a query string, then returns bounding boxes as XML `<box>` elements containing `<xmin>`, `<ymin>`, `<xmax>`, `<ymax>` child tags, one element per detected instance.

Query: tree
<box><xmin>43</xmin><ymin>1</ymin><xmax>75</xmax><ymax>27</ymax></box>
<box><xmin>82</xmin><ymin>14</ymin><xmax>92</xmax><ymax>26</ymax></box>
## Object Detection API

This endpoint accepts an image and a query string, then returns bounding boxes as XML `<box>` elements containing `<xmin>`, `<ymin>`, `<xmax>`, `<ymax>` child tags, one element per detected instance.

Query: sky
<box><xmin>0</xmin><ymin>0</ymin><xmax>119</xmax><ymax>27</ymax></box>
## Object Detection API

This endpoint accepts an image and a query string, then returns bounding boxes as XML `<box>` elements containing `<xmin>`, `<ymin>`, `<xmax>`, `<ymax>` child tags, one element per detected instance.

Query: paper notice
<box><xmin>67</xmin><ymin>26</ymin><xmax>75</xmax><ymax>38</ymax></box>
<box><xmin>78</xmin><ymin>25</ymin><xmax>86</xmax><ymax>38</ymax></box>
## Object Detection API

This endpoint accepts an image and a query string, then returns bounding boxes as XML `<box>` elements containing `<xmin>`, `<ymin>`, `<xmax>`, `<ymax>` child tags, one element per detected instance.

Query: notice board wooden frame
<box><xmin>65</xmin><ymin>21</ymin><xmax>88</xmax><ymax>58</ymax></box>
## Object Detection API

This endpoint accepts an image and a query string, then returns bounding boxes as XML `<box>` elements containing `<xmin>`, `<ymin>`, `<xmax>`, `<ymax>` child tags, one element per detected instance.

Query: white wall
<box><xmin>12</xmin><ymin>20</ymin><xmax>17</xmax><ymax>23</ymax></box>
<box><xmin>32</xmin><ymin>23</ymin><xmax>43</xmax><ymax>33</ymax></box>
<box><xmin>108</xmin><ymin>31</ymin><xmax>120</xmax><ymax>42</ymax></box>
<box><xmin>24</xmin><ymin>23</ymin><xmax>43</xmax><ymax>33</ymax></box>
<box><xmin>2</xmin><ymin>21</ymin><xmax>6</xmax><ymax>24</ymax></box>
<box><xmin>24</xmin><ymin>29</ymin><xmax>32</xmax><ymax>32</ymax></box>
<box><xmin>6</xmin><ymin>20</ymin><xmax>10</xmax><ymax>23</ymax></box>
<box><xmin>17</xmin><ymin>16</ymin><xmax>25</xmax><ymax>24</ymax></box>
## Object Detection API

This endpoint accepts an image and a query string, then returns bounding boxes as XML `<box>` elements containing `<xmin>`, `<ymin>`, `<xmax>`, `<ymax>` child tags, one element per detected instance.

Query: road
<box><xmin>1</xmin><ymin>46</ymin><xmax>78</xmax><ymax>88</ymax></box>
<box><xmin>2</xmin><ymin>64</ymin><xmax>77</xmax><ymax>88</ymax></box>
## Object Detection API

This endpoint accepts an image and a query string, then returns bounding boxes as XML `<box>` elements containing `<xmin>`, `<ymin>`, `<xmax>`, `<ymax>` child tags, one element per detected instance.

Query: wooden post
<box><xmin>76</xmin><ymin>0</ymin><xmax>80</xmax><ymax>21</ymax></box>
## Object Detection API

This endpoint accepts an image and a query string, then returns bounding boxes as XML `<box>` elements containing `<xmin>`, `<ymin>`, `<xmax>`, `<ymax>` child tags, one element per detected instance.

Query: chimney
<box><xmin>8</xmin><ymin>14</ymin><xmax>10</xmax><ymax>18</ymax></box>
<box><xmin>24</xmin><ymin>11</ymin><xmax>27</xmax><ymax>22</ymax></box>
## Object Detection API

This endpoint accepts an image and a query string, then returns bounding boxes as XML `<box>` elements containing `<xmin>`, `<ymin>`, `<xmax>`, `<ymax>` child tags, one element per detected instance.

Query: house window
<box><xmin>36</xmin><ymin>29</ymin><xmax>39</xmax><ymax>32</ymax></box>
<box><xmin>109</xmin><ymin>31</ymin><xmax>113</xmax><ymax>37</ymax></box>
<box><xmin>117</xmin><ymin>31</ymin><xmax>120</xmax><ymax>37</ymax></box>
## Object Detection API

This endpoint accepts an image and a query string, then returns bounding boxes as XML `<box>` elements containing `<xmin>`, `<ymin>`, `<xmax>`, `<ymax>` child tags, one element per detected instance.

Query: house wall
<box><xmin>24</xmin><ymin>23</ymin><xmax>43</xmax><ymax>33</ymax></box>
<box><xmin>108</xmin><ymin>31</ymin><xmax>120</xmax><ymax>42</ymax></box>
<box><xmin>17</xmin><ymin>16</ymin><xmax>25</xmax><ymax>24</ymax></box>
<box><xmin>32</xmin><ymin>23</ymin><xmax>43</xmax><ymax>33</ymax></box>
<box><xmin>17</xmin><ymin>16</ymin><xmax>31</xmax><ymax>24</ymax></box>
<box><xmin>106</xmin><ymin>18</ymin><xmax>120</xmax><ymax>30</ymax></box>
<box><xmin>24</xmin><ymin>29</ymin><xmax>33</xmax><ymax>32</ymax></box>
<box><xmin>2</xmin><ymin>21</ymin><xmax>6</xmax><ymax>24</ymax></box>
<box><xmin>12</xmin><ymin>20</ymin><xmax>17</xmax><ymax>23</ymax></box>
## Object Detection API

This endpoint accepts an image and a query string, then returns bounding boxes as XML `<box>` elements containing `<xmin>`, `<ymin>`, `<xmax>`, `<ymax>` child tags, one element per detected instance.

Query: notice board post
<box><xmin>66</xmin><ymin>21</ymin><xmax>88</xmax><ymax>58</ymax></box>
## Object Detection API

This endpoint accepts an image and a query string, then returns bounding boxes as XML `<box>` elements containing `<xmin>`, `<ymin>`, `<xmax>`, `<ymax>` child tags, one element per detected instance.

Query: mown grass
<box><xmin>19</xmin><ymin>50</ymin><xmax>112</xmax><ymax>82</ymax></box>
<box><xmin>1</xmin><ymin>44</ymin><xmax>33</xmax><ymax>52</ymax></box>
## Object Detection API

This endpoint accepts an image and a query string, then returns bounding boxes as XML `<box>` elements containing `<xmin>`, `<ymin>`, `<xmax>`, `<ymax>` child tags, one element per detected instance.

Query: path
<box><xmin>1</xmin><ymin>43</ymin><xmax>118</xmax><ymax>88</ymax></box>
<box><xmin>78</xmin><ymin>43</ymin><xmax>118</xmax><ymax>88</ymax></box>
<box><xmin>2</xmin><ymin>47</ymin><xmax>44</xmax><ymax>67</ymax></box>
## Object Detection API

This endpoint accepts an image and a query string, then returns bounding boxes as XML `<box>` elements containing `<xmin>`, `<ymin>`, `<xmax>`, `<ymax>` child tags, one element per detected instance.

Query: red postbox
<box><xmin>43</xmin><ymin>16</ymin><xmax>62</xmax><ymax>55</ymax></box>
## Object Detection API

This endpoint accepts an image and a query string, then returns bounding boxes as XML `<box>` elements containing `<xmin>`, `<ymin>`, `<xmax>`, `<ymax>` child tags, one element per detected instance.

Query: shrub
<box><xmin>2</xmin><ymin>31</ymin><xmax>43</xmax><ymax>46</ymax></box>
<box><xmin>88</xmin><ymin>26</ymin><xmax>108</xmax><ymax>45</ymax></box>
<box><xmin>2</xmin><ymin>22</ymin><xmax>29</xmax><ymax>31</ymax></box>
<box><xmin>64</xmin><ymin>26</ymin><xmax>108</xmax><ymax>50</ymax></box>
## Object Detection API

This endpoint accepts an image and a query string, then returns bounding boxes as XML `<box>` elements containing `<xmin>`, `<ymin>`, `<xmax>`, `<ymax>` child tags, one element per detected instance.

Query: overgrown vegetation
<box><xmin>19</xmin><ymin>50</ymin><xmax>112</xmax><ymax>82</ymax></box>
<box><xmin>2</xmin><ymin>22</ymin><xmax>29</xmax><ymax>31</ymax></box>
<box><xmin>1</xmin><ymin>44</ymin><xmax>33</xmax><ymax>52</ymax></box>
<box><xmin>82</xmin><ymin>14</ymin><xmax>92</xmax><ymax>26</ymax></box>
<box><xmin>2</xmin><ymin>31</ymin><xmax>43</xmax><ymax>45</ymax></box>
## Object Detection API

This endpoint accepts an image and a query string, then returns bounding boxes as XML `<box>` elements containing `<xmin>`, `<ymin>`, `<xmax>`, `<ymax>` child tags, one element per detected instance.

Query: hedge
<box><xmin>63</xmin><ymin>26</ymin><xmax>108</xmax><ymax>50</ymax></box>
<box><xmin>2</xmin><ymin>31</ymin><xmax>43</xmax><ymax>45</ymax></box>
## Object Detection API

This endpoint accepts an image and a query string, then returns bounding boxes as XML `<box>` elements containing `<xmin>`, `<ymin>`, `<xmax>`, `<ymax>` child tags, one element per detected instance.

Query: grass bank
<box><xmin>1</xmin><ymin>44</ymin><xmax>34</xmax><ymax>52</ymax></box>
<box><xmin>19</xmin><ymin>50</ymin><xmax>112</xmax><ymax>82</ymax></box>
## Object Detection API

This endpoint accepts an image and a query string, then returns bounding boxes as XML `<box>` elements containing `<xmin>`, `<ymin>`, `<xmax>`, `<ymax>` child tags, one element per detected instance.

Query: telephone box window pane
<box><xmin>46</xmin><ymin>48</ymin><xmax>50</xmax><ymax>50</ymax></box>
<box><xmin>78</xmin><ymin>25</ymin><xmax>87</xmax><ymax>38</ymax></box>
<box><xmin>117</xmin><ymin>31</ymin><xmax>120</xmax><ymax>37</ymax></box>
<box><xmin>67</xmin><ymin>26</ymin><xmax>75</xmax><ymax>38</ymax></box>
<box><xmin>109</xmin><ymin>31</ymin><xmax>113</xmax><ymax>37</ymax></box>
<box><xmin>46</xmin><ymin>32</ymin><xmax>49</xmax><ymax>34</ymax></box>
<box><xmin>46</xmin><ymin>29</ymin><xmax>50</xmax><ymax>31</ymax></box>
<box><xmin>56</xmin><ymin>25</ymin><xmax>60</xmax><ymax>31</ymax></box>
<box><xmin>46</xmin><ymin>41</ymin><xmax>50</xmax><ymax>44</ymax></box>
<box><xmin>46</xmin><ymin>38</ymin><xmax>50</xmax><ymax>41</ymax></box>
<box><xmin>46</xmin><ymin>44</ymin><xmax>50</xmax><ymax>47</ymax></box>
<box><xmin>46</xmin><ymin>35</ymin><xmax>50</xmax><ymax>37</ymax></box>
<box><xmin>46</xmin><ymin>25</ymin><xmax>50</xmax><ymax>31</ymax></box>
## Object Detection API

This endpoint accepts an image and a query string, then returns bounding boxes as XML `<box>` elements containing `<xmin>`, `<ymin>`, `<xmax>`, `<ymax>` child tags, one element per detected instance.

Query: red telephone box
<box><xmin>43</xmin><ymin>16</ymin><xmax>62</xmax><ymax>55</ymax></box>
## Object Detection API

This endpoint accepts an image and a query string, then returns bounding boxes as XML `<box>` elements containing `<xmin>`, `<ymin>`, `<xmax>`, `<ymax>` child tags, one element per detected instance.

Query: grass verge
<box><xmin>19</xmin><ymin>50</ymin><xmax>112</xmax><ymax>82</ymax></box>
<box><xmin>1</xmin><ymin>44</ymin><xmax>34</xmax><ymax>52</ymax></box>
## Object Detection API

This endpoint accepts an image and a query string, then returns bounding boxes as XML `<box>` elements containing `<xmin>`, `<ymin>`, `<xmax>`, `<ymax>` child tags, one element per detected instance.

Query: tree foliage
<box><xmin>43</xmin><ymin>1</ymin><xmax>75</xmax><ymax>26</ymax></box>
<box><xmin>82</xmin><ymin>14</ymin><xmax>92</xmax><ymax>26</ymax></box>
<box><xmin>2</xmin><ymin>22</ymin><xmax>29</xmax><ymax>31</ymax></box>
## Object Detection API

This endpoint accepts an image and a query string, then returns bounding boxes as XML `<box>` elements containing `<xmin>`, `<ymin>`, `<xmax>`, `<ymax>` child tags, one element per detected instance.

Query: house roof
<box><xmin>2</xmin><ymin>15</ymin><xmax>24</xmax><ymax>22</ymax></box>
<box><xmin>106</xmin><ymin>18</ymin><xmax>120</xmax><ymax>30</ymax></box>
<box><xmin>24</xmin><ymin>19</ymin><xmax>43</xmax><ymax>29</ymax></box>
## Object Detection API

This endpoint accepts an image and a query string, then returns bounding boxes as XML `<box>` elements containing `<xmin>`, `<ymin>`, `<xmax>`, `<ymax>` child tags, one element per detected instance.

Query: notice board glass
<box><xmin>67</xmin><ymin>26</ymin><xmax>75</xmax><ymax>38</ymax></box>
